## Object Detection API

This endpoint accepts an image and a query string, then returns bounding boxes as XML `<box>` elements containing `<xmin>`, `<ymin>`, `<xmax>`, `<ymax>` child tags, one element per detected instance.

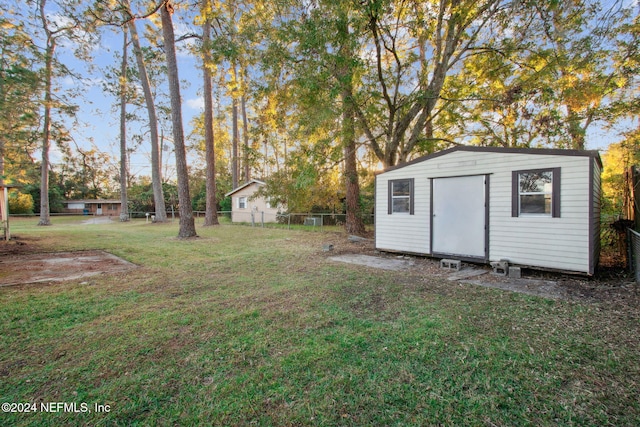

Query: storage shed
<box><xmin>375</xmin><ymin>146</ymin><xmax>602</xmax><ymax>275</ymax></box>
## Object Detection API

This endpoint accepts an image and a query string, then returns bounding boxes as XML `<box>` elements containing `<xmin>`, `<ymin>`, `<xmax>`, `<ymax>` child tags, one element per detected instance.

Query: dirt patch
<box><xmin>80</xmin><ymin>216</ymin><xmax>115</xmax><ymax>225</ymax></box>
<box><xmin>0</xmin><ymin>235</ymin><xmax>43</xmax><ymax>256</ymax></box>
<box><xmin>0</xmin><ymin>250</ymin><xmax>137</xmax><ymax>287</ymax></box>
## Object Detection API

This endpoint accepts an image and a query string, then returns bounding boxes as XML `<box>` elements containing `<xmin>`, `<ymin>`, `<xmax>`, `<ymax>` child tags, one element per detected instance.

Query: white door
<box><xmin>97</xmin><ymin>203</ymin><xmax>103</xmax><ymax>215</ymax></box>
<box><xmin>432</xmin><ymin>175</ymin><xmax>487</xmax><ymax>258</ymax></box>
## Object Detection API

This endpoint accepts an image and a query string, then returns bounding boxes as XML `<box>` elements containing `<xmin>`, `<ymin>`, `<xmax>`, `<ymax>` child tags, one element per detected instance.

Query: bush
<box><xmin>8</xmin><ymin>191</ymin><xmax>34</xmax><ymax>215</ymax></box>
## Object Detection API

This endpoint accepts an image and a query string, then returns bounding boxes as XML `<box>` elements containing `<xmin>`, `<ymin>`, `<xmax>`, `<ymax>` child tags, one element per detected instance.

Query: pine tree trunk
<box><xmin>231</xmin><ymin>63</ymin><xmax>240</xmax><ymax>188</ymax></box>
<box><xmin>38</xmin><ymin>36</ymin><xmax>54</xmax><ymax>226</ymax></box>
<box><xmin>202</xmin><ymin>3</ymin><xmax>219</xmax><ymax>226</ymax></box>
<box><xmin>119</xmin><ymin>26</ymin><xmax>130</xmax><ymax>222</ymax></box>
<box><xmin>242</xmin><ymin>93</ymin><xmax>250</xmax><ymax>182</ymax></box>
<box><xmin>126</xmin><ymin>1</ymin><xmax>167</xmax><ymax>222</ymax></box>
<box><xmin>160</xmin><ymin>1</ymin><xmax>196</xmax><ymax>238</ymax></box>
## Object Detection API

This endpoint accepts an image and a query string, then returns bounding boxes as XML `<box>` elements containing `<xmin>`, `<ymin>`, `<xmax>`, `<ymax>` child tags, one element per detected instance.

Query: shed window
<box><xmin>238</xmin><ymin>197</ymin><xmax>247</xmax><ymax>209</ymax></box>
<box><xmin>512</xmin><ymin>168</ymin><xmax>560</xmax><ymax>217</ymax></box>
<box><xmin>388</xmin><ymin>178</ymin><xmax>414</xmax><ymax>214</ymax></box>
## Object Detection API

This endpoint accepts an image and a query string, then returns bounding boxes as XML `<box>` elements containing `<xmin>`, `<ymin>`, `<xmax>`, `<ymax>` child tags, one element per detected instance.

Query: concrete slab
<box><xmin>447</xmin><ymin>268</ymin><xmax>489</xmax><ymax>281</ymax></box>
<box><xmin>329</xmin><ymin>254</ymin><xmax>414</xmax><ymax>271</ymax></box>
<box><xmin>0</xmin><ymin>250</ymin><xmax>136</xmax><ymax>286</ymax></box>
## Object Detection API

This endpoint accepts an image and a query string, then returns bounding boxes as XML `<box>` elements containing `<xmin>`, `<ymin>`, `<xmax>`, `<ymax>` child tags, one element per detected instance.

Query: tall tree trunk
<box><xmin>337</xmin><ymin>16</ymin><xmax>365</xmax><ymax>236</ymax></box>
<box><xmin>160</xmin><ymin>1</ymin><xmax>196</xmax><ymax>238</ymax></box>
<box><xmin>231</xmin><ymin>62</ymin><xmax>239</xmax><ymax>188</ymax></box>
<box><xmin>119</xmin><ymin>25</ymin><xmax>130</xmax><ymax>222</ymax></box>
<box><xmin>38</xmin><ymin>32</ymin><xmax>54</xmax><ymax>226</ymax></box>
<box><xmin>202</xmin><ymin>0</ymin><xmax>219</xmax><ymax>226</ymax></box>
<box><xmin>342</xmin><ymin>89</ymin><xmax>365</xmax><ymax>236</ymax></box>
<box><xmin>242</xmin><ymin>93</ymin><xmax>250</xmax><ymax>182</ymax></box>
<box><xmin>125</xmin><ymin>1</ymin><xmax>167</xmax><ymax>221</ymax></box>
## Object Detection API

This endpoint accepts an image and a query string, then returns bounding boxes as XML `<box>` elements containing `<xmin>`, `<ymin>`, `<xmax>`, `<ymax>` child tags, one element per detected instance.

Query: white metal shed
<box><xmin>375</xmin><ymin>146</ymin><xmax>602</xmax><ymax>275</ymax></box>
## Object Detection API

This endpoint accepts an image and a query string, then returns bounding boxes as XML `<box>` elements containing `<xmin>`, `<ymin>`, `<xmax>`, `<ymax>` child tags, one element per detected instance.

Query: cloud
<box><xmin>186</xmin><ymin>97</ymin><xmax>204</xmax><ymax>111</ymax></box>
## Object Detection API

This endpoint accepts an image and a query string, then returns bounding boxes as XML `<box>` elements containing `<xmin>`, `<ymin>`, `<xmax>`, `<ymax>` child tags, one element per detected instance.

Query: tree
<box><xmin>122</xmin><ymin>0</ymin><xmax>168</xmax><ymax>222</ymax></box>
<box><xmin>200</xmin><ymin>0</ymin><xmax>219</xmax><ymax>226</ymax></box>
<box><xmin>160</xmin><ymin>0</ymin><xmax>196</xmax><ymax>238</ymax></box>
<box><xmin>28</xmin><ymin>0</ymin><xmax>99</xmax><ymax>225</ymax></box>
<box><xmin>602</xmin><ymin>129</ymin><xmax>640</xmax><ymax>217</ymax></box>
<box><xmin>336</xmin><ymin>9</ymin><xmax>366</xmax><ymax>235</ymax></box>
<box><xmin>119</xmin><ymin>24</ymin><xmax>130</xmax><ymax>221</ymax></box>
<box><xmin>57</xmin><ymin>146</ymin><xmax>115</xmax><ymax>199</ymax></box>
<box><xmin>352</xmin><ymin>0</ymin><xmax>513</xmax><ymax>167</ymax></box>
<box><xmin>431</xmin><ymin>0</ymin><xmax>638</xmax><ymax>150</ymax></box>
<box><xmin>267</xmin><ymin>1</ymin><xmax>366</xmax><ymax>233</ymax></box>
<box><xmin>529</xmin><ymin>0</ymin><xmax>630</xmax><ymax>149</ymax></box>
<box><xmin>0</xmin><ymin>15</ymin><xmax>41</xmax><ymax>190</ymax></box>
<box><xmin>37</xmin><ymin>0</ymin><xmax>63</xmax><ymax>225</ymax></box>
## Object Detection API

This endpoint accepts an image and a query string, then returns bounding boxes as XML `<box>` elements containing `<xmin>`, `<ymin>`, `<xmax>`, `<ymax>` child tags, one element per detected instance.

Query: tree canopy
<box><xmin>0</xmin><ymin>0</ymin><xmax>637</xmax><ymax>228</ymax></box>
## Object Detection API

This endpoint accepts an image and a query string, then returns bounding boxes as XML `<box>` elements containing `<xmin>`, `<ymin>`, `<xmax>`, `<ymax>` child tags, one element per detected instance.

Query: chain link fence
<box><xmin>209</xmin><ymin>211</ymin><xmax>374</xmax><ymax>231</ymax></box>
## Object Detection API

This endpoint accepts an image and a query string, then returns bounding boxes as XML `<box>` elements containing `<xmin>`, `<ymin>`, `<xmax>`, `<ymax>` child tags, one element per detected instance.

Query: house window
<box><xmin>512</xmin><ymin>168</ymin><xmax>560</xmax><ymax>217</ymax></box>
<box><xmin>388</xmin><ymin>178</ymin><xmax>414</xmax><ymax>214</ymax></box>
<box><xmin>238</xmin><ymin>197</ymin><xmax>247</xmax><ymax>209</ymax></box>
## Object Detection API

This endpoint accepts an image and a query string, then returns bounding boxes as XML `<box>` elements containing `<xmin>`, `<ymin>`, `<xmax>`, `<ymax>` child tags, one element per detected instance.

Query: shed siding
<box><xmin>376</xmin><ymin>149</ymin><xmax>597</xmax><ymax>274</ymax></box>
<box><xmin>591</xmin><ymin>159</ymin><xmax>602</xmax><ymax>274</ymax></box>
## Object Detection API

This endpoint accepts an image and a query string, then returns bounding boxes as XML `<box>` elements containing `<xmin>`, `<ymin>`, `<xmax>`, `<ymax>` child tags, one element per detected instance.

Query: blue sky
<box><xmin>51</xmin><ymin>13</ymin><xmax>207</xmax><ymax>182</ymax></box>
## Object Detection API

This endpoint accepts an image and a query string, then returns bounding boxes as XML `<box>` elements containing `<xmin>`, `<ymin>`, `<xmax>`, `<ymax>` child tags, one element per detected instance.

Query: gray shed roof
<box><xmin>378</xmin><ymin>146</ymin><xmax>603</xmax><ymax>174</ymax></box>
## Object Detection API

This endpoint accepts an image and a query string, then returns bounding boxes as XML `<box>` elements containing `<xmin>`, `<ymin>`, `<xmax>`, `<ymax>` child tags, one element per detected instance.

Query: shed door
<box><xmin>432</xmin><ymin>175</ymin><xmax>487</xmax><ymax>259</ymax></box>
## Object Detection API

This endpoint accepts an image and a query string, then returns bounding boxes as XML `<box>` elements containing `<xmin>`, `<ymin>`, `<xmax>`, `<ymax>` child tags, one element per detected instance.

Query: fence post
<box><xmin>628</xmin><ymin>228</ymin><xmax>640</xmax><ymax>284</ymax></box>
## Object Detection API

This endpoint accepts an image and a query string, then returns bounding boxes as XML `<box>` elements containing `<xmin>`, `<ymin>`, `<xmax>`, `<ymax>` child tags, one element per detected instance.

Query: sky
<box><xmin>51</xmin><ymin>9</ymin><xmax>207</xmax><ymax>183</ymax></box>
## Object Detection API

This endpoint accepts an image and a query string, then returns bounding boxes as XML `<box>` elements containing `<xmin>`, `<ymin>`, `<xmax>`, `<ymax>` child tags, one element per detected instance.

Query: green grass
<box><xmin>1</xmin><ymin>216</ymin><xmax>639</xmax><ymax>426</ymax></box>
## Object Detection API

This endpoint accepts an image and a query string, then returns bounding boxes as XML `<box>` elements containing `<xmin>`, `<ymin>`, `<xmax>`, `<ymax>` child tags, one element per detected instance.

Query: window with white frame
<box><xmin>238</xmin><ymin>196</ymin><xmax>247</xmax><ymax>209</ymax></box>
<box><xmin>388</xmin><ymin>178</ymin><xmax>414</xmax><ymax>214</ymax></box>
<box><xmin>512</xmin><ymin>168</ymin><xmax>560</xmax><ymax>217</ymax></box>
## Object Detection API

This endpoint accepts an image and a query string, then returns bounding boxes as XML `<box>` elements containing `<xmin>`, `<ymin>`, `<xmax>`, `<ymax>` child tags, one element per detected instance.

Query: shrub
<box><xmin>8</xmin><ymin>191</ymin><xmax>34</xmax><ymax>215</ymax></box>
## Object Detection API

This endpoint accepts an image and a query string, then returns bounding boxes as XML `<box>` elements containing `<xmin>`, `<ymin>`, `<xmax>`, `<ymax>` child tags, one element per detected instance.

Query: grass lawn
<box><xmin>1</xmin><ymin>216</ymin><xmax>639</xmax><ymax>426</ymax></box>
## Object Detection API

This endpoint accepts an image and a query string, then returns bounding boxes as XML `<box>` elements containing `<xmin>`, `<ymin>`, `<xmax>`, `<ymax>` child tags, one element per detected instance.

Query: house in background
<box><xmin>63</xmin><ymin>199</ymin><xmax>122</xmax><ymax>217</ymax></box>
<box><xmin>225</xmin><ymin>179</ymin><xmax>283</xmax><ymax>223</ymax></box>
<box><xmin>375</xmin><ymin>146</ymin><xmax>602</xmax><ymax>275</ymax></box>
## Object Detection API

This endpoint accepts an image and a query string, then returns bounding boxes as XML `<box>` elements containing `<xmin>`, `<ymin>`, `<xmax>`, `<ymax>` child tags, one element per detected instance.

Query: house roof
<box><xmin>377</xmin><ymin>146</ymin><xmax>603</xmax><ymax>174</ymax></box>
<box><xmin>64</xmin><ymin>199</ymin><xmax>121</xmax><ymax>204</ymax></box>
<box><xmin>224</xmin><ymin>179</ymin><xmax>266</xmax><ymax>197</ymax></box>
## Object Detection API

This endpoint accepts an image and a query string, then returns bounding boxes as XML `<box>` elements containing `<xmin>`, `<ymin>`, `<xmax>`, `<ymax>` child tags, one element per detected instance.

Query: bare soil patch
<box><xmin>0</xmin><ymin>248</ymin><xmax>137</xmax><ymax>287</ymax></box>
